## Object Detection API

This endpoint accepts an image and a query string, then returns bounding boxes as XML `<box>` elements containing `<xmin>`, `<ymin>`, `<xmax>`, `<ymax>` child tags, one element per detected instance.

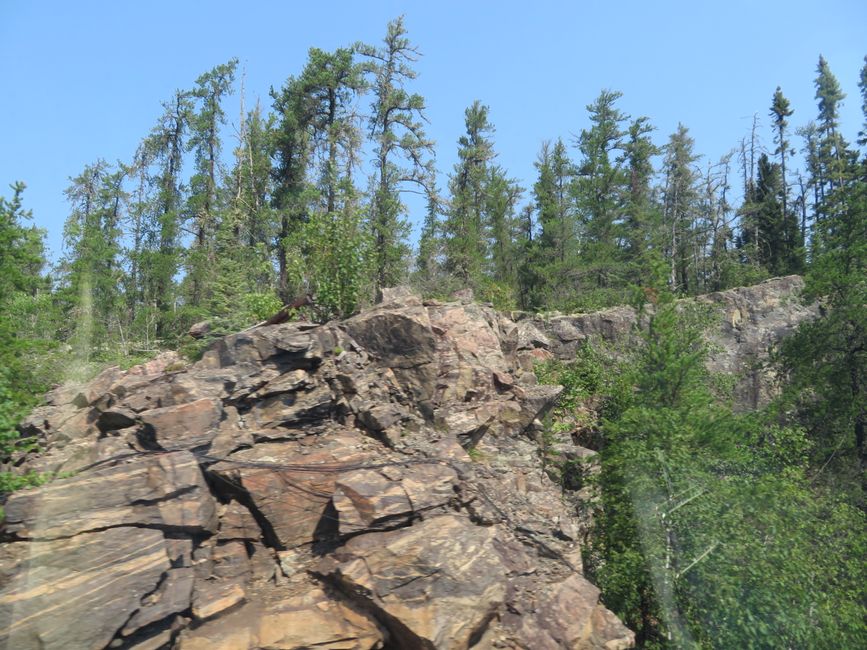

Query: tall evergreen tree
<box><xmin>416</xmin><ymin>179</ymin><xmax>442</xmax><ymax>279</ymax></box>
<box><xmin>782</xmin><ymin>70</ymin><xmax>867</xmax><ymax>478</ymax></box>
<box><xmin>280</xmin><ymin>46</ymin><xmax>369</xmax><ymax>318</ymax></box>
<box><xmin>61</xmin><ymin>161</ymin><xmax>127</xmax><ymax>356</ymax></box>
<box><xmin>186</xmin><ymin>59</ymin><xmax>238</xmax><ymax>307</ymax></box>
<box><xmin>0</xmin><ymin>183</ymin><xmax>54</xmax><ymax>461</ymax></box>
<box><xmin>141</xmin><ymin>89</ymin><xmax>192</xmax><ymax>339</ymax></box>
<box><xmin>770</xmin><ymin>87</ymin><xmax>794</xmax><ymax>234</ymax></box>
<box><xmin>444</xmin><ymin>101</ymin><xmax>496</xmax><ymax>287</ymax></box>
<box><xmin>574</xmin><ymin>90</ymin><xmax>629</xmax><ymax>299</ymax></box>
<box><xmin>534</xmin><ymin>139</ymin><xmax>578</xmax><ymax>305</ymax></box>
<box><xmin>300</xmin><ymin>47</ymin><xmax>366</xmax><ymax>215</ymax></box>
<box><xmin>747</xmin><ymin>154</ymin><xmax>804</xmax><ymax>276</ymax></box>
<box><xmin>0</xmin><ymin>183</ymin><xmax>46</xmax><ymax>301</ymax></box>
<box><xmin>622</xmin><ymin>117</ymin><xmax>661</xmax><ymax>285</ymax></box>
<box><xmin>486</xmin><ymin>164</ymin><xmax>522</xmax><ymax>290</ymax></box>
<box><xmin>661</xmin><ymin>124</ymin><xmax>700</xmax><ymax>294</ymax></box>
<box><xmin>272</xmin><ymin>76</ymin><xmax>314</xmax><ymax>302</ymax></box>
<box><xmin>814</xmin><ymin>56</ymin><xmax>849</xmax><ymax>212</ymax></box>
<box><xmin>358</xmin><ymin>16</ymin><xmax>434</xmax><ymax>290</ymax></box>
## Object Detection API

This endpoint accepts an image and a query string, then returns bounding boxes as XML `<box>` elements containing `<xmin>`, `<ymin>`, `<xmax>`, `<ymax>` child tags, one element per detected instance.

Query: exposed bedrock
<box><xmin>1</xmin><ymin>278</ymin><xmax>811</xmax><ymax>649</ymax></box>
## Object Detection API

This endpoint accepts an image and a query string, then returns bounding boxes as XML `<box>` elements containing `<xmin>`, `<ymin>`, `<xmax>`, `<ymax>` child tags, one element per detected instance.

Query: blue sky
<box><xmin>1</xmin><ymin>0</ymin><xmax>865</xmax><ymax>260</ymax></box>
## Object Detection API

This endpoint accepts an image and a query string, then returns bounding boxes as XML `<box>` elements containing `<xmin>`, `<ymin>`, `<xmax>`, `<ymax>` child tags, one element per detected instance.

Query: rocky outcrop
<box><xmin>0</xmin><ymin>289</ymin><xmax>633</xmax><ymax>650</ymax></box>
<box><xmin>0</xmin><ymin>278</ymin><xmax>810</xmax><ymax>649</ymax></box>
<box><xmin>514</xmin><ymin>275</ymin><xmax>816</xmax><ymax>409</ymax></box>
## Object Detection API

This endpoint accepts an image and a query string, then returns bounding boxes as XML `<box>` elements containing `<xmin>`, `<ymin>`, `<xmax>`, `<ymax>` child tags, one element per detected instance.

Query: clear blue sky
<box><xmin>2</xmin><ymin>0</ymin><xmax>865</xmax><ymax>260</ymax></box>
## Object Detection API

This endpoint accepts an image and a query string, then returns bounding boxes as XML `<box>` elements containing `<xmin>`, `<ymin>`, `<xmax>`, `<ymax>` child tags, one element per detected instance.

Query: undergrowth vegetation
<box><xmin>540</xmin><ymin>294</ymin><xmax>866</xmax><ymax>649</ymax></box>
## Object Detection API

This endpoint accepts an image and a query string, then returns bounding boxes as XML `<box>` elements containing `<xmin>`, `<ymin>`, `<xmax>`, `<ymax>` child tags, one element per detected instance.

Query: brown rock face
<box><xmin>32</xmin><ymin>283</ymin><xmax>826</xmax><ymax>647</ymax></box>
<box><xmin>324</xmin><ymin>515</ymin><xmax>511</xmax><ymax>649</ymax></box>
<box><xmin>3</xmin><ymin>451</ymin><xmax>218</xmax><ymax>540</ymax></box>
<box><xmin>0</xmin><ymin>527</ymin><xmax>170</xmax><ymax>650</ymax></box>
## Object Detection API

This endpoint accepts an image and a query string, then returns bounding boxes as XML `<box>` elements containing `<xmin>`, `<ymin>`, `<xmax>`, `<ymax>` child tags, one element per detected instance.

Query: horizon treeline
<box><xmin>1</xmin><ymin>18</ymin><xmax>865</xmax><ymax>369</ymax></box>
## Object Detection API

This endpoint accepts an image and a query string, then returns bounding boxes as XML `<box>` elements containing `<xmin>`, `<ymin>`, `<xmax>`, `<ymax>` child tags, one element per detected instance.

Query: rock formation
<box><xmin>512</xmin><ymin>275</ymin><xmax>815</xmax><ymax>410</ymax></box>
<box><xmin>0</xmin><ymin>277</ymin><xmax>813</xmax><ymax>649</ymax></box>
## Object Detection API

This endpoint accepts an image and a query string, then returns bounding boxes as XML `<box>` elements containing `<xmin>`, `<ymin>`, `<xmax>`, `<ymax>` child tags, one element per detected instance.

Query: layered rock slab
<box><xmin>0</xmin><ymin>527</ymin><xmax>170</xmax><ymax>650</ymax></box>
<box><xmin>176</xmin><ymin>589</ymin><xmax>385</xmax><ymax>650</ymax></box>
<box><xmin>3</xmin><ymin>450</ymin><xmax>217</xmax><ymax>540</ymax></box>
<box><xmin>323</xmin><ymin>515</ymin><xmax>516</xmax><ymax>649</ymax></box>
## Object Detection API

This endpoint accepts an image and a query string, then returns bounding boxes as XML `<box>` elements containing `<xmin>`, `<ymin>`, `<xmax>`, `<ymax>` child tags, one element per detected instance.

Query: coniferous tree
<box><xmin>61</xmin><ymin>161</ymin><xmax>127</xmax><ymax>356</ymax></box>
<box><xmin>486</xmin><ymin>164</ymin><xmax>523</xmax><ymax>292</ymax></box>
<box><xmin>416</xmin><ymin>180</ymin><xmax>442</xmax><ymax>276</ymax></box>
<box><xmin>534</xmin><ymin>139</ymin><xmax>578</xmax><ymax>306</ymax></box>
<box><xmin>141</xmin><ymin>89</ymin><xmax>192</xmax><ymax>340</ymax></box>
<box><xmin>622</xmin><ymin>117</ymin><xmax>661</xmax><ymax>286</ymax></box>
<box><xmin>514</xmin><ymin>204</ymin><xmax>543</xmax><ymax>310</ymax></box>
<box><xmin>0</xmin><ymin>183</ymin><xmax>54</xmax><ymax>462</ymax></box>
<box><xmin>272</xmin><ymin>76</ymin><xmax>314</xmax><ymax>302</ymax></box>
<box><xmin>444</xmin><ymin>101</ymin><xmax>496</xmax><ymax>288</ymax></box>
<box><xmin>300</xmin><ymin>47</ymin><xmax>366</xmax><ymax>216</ymax></box>
<box><xmin>782</xmin><ymin>68</ymin><xmax>867</xmax><ymax>478</ymax></box>
<box><xmin>770</xmin><ymin>88</ymin><xmax>794</xmax><ymax>234</ymax></box>
<box><xmin>749</xmin><ymin>154</ymin><xmax>804</xmax><ymax>276</ymax></box>
<box><xmin>210</xmin><ymin>99</ymin><xmax>278</xmax><ymax>314</ymax></box>
<box><xmin>661</xmin><ymin>124</ymin><xmax>700</xmax><ymax>293</ymax></box>
<box><xmin>280</xmin><ymin>46</ymin><xmax>369</xmax><ymax>319</ymax></box>
<box><xmin>358</xmin><ymin>16</ymin><xmax>434</xmax><ymax>290</ymax></box>
<box><xmin>186</xmin><ymin>59</ymin><xmax>238</xmax><ymax>308</ymax></box>
<box><xmin>813</xmin><ymin>56</ymin><xmax>850</xmax><ymax>213</ymax></box>
<box><xmin>0</xmin><ymin>183</ymin><xmax>46</xmax><ymax>301</ymax></box>
<box><xmin>574</xmin><ymin>90</ymin><xmax>629</xmax><ymax>302</ymax></box>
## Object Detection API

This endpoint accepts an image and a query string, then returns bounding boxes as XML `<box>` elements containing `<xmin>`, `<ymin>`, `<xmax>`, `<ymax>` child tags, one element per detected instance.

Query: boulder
<box><xmin>510</xmin><ymin>574</ymin><xmax>634</xmax><ymax>649</ymax></box>
<box><xmin>176</xmin><ymin>590</ymin><xmax>385</xmax><ymax>650</ymax></box>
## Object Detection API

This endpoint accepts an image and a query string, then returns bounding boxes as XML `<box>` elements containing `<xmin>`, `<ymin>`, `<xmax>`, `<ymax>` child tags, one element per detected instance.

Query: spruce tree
<box><xmin>0</xmin><ymin>183</ymin><xmax>53</xmax><ymax>464</ymax></box>
<box><xmin>622</xmin><ymin>117</ymin><xmax>661</xmax><ymax>286</ymax></box>
<box><xmin>661</xmin><ymin>124</ymin><xmax>700</xmax><ymax>294</ymax></box>
<box><xmin>61</xmin><ymin>161</ymin><xmax>127</xmax><ymax>357</ymax></box>
<box><xmin>444</xmin><ymin>101</ymin><xmax>496</xmax><ymax>288</ymax></box>
<box><xmin>416</xmin><ymin>179</ymin><xmax>442</xmax><ymax>280</ymax></box>
<box><xmin>770</xmin><ymin>87</ymin><xmax>794</xmax><ymax>235</ymax></box>
<box><xmin>486</xmin><ymin>164</ymin><xmax>523</xmax><ymax>292</ymax></box>
<box><xmin>358</xmin><ymin>16</ymin><xmax>434</xmax><ymax>290</ymax></box>
<box><xmin>271</xmin><ymin>76</ymin><xmax>313</xmax><ymax>302</ymax></box>
<box><xmin>750</xmin><ymin>154</ymin><xmax>804</xmax><ymax>276</ymax></box>
<box><xmin>186</xmin><ymin>59</ymin><xmax>238</xmax><ymax>308</ymax></box>
<box><xmin>279</xmin><ymin>46</ymin><xmax>369</xmax><ymax>319</ymax></box>
<box><xmin>534</xmin><ymin>139</ymin><xmax>578</xmax><ymax>306</ymax></box>
<box><xmin>814</xmin><ymin>56</ymin><xmax>849</xmax><ymax>210</ymax></box>
<box><xmin>574</xmin><ymin>90</ymin><xmax>629</xmax><ymax>301</ymax></box>
<box><xmin>140</xmin><ymin>89</ymin><xmax>192</xmax><ymax>340</ymax></box>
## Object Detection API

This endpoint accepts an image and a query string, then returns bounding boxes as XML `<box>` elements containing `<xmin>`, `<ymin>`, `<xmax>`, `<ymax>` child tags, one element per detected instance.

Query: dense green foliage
<box><xmin>542</xmin><ymin>297</ymin><xmax>865</xmax><ymax>648</ymax></box>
